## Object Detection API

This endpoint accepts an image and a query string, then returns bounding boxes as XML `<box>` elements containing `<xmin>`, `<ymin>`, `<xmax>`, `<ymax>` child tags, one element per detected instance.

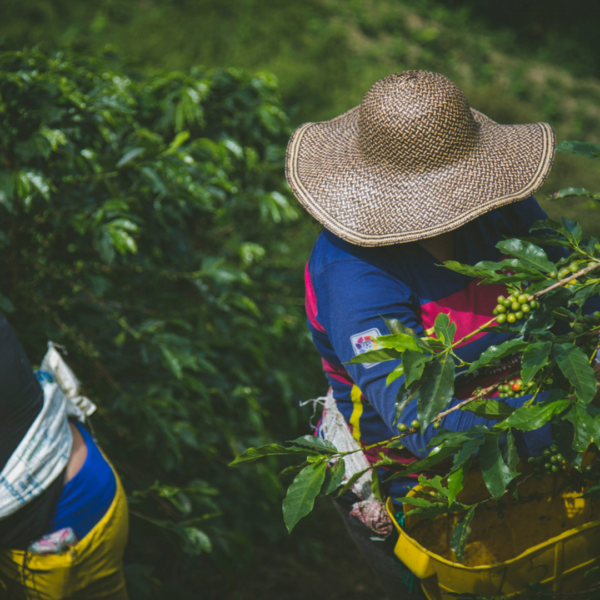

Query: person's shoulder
<box><xmin>309</xmin><ymin>229</ymin><xmax>379</xmax><ymax>275</ymax></box>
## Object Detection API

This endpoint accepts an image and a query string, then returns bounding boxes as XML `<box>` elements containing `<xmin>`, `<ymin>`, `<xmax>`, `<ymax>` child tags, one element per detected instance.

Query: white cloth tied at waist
<box><xmin>320</xmin><ymin>387</ymin><xmax>393</xmax><ymax>537</ymax></box>
<box><xmin>0</xmin><ymin>342</ymin><xmax>97</xmax><ymax>520</ymax></box>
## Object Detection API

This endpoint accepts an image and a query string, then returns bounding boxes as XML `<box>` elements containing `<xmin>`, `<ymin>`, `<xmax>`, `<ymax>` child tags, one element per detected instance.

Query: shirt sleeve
<box><xmin>317</xmin><ymin>256</ymin><xmax>551</xmax><ymax>458</ymax></box>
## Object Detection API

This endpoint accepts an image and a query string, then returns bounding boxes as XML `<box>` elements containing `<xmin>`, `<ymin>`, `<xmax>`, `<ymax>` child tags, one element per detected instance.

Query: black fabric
<box><xmin>332</xmin><ymin>493</ymin><xmax>426</xmax><ymax>600</ymax></box>
<box><xmin>0</xmin><ymin>314</ymin><xmax>65</xmax><ymax>549</ymax></box>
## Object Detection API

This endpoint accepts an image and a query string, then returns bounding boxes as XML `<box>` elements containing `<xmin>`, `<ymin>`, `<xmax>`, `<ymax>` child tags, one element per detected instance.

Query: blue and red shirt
<box><xmin>305</xmin><ymin>197</ymin><xmax>590</xmax><ymax>497</ymax></box>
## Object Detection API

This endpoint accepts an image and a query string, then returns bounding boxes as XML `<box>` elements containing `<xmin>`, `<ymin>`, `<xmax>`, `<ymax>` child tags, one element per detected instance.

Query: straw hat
<box><xmin>285</xmin><ymin>70</ymin><xmax>555</xmax><ymax>246</ymax></box>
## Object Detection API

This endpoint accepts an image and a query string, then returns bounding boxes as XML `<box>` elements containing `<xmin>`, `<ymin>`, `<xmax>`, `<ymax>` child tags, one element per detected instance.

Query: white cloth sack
<box><xmin>320</xmin><ymin>387</ymin><xmax>373</xmax><ymax>500</ymax></box>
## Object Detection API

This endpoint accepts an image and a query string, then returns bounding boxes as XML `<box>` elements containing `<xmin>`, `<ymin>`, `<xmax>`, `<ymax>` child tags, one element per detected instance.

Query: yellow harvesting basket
<box><xmin>387</xmin><ymin>471</ymin><xmax>600</xmax><ymax>599</ymax></box>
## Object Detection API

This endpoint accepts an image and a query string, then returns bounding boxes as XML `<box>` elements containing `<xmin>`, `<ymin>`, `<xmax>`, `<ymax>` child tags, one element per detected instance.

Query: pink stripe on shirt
<box><xmin>420</xmin><ymin>279</ymin><xmax>505</xmax><ymax>346</ymax></box>
<box><xmin>305</xmin><ymin>263</ymin><xmax>326</xmax><ymax>332</ymax></box>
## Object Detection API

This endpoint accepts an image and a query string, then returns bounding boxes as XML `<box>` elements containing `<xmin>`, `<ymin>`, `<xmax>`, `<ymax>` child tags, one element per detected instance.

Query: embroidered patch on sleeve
<box><xmin>350</xmin><ymin>328</ymin><xmax>382</xmax><ymax>369</ymax></box>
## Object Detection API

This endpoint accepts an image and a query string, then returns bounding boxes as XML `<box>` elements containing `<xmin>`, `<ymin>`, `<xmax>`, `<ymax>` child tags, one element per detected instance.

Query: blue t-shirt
<box><xmin>305</xmin><ymin>197</ymin><xmax>597</xmax><ymax>499</ymax></box>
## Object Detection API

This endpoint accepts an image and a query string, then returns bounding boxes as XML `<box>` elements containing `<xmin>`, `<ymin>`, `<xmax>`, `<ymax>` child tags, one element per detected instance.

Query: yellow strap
<box><xmin>350</xmin><ymin>385</ymin><xmax>363</xmax><ymax>443</ymax></box>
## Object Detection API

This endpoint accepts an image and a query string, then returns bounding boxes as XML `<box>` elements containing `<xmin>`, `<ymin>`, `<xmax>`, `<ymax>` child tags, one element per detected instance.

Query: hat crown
<box><xmin>358</xmin><ymin>71</ymin><xmax>479</xmax><ymax>172</ymax></box>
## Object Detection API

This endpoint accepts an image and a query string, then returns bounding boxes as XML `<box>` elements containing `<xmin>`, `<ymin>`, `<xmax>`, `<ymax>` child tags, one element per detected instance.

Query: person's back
<box><xmin>0</xmin><ymin>315</ymin><xmax>129</xmax><ymax>599</ymax></box>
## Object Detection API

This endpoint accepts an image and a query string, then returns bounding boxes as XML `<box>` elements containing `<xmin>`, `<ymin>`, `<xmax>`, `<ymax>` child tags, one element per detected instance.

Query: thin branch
<box><xmin>533</xmin><ymin>261</ymin><xmax>600</xmax><ymax>299</ymax></box>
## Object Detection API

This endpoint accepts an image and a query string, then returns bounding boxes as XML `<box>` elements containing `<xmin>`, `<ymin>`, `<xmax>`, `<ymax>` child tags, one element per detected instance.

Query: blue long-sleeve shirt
<box><xmin>306</xmin><ymin>197</ymin><xmax>597</xmax><ymax>498</ymax></box>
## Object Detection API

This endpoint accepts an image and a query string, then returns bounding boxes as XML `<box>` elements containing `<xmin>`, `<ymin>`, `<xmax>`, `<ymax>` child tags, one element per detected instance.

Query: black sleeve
<box><xmin>0</xmin><ymin>314</ymin><xmax>66</xmax><ymax>550</ymax></box>
<box><xmin>0</xmin><ymin>313</ymin><xmax>44</xmax><ymax>471</ymax></box>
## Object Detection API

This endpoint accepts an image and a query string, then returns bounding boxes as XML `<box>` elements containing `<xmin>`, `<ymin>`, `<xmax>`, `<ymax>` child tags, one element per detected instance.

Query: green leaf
<box><xmin>394</xmin><ymin>380</ymin><xmax>421</xmax><ymax>426</ymax></box>
<box><xmin>559</xmin><ymin>217</ymin><xmax>583</xmax><ymax>245</ymax></box>
<box><xmin>117</xmin><ymin>147</ymin><xmax>145</xmax><ymax>168</ymax></box>
<box><xmin>451</xmin><ymin>506</ymin><xmax>476</xmax><ymax>562</ymax></box>
<box><xmin>377</xmin><ymin>332</ymin><xmax>424</xmax><ymax>353</ymax></box>
<box><xmin>388</xmin><ymin>444</ymin><xmax>455</xmax><ymax>478</ymax></box>
<box><xmin>496</xmin><ymin>239</ymin><xmax>556</xmax><ymax>274</ymax></box>
<box><xmin>168</xmin><ymin>130</ymin><xmax>191</xmax><ymax>152</ymax></box>
<box><xmin>550</xmin><ymin>187</ymin><xmax>600</xmax><ymax>201</ymax></box>
<box><xmin>427</xmin><ymin>425</ymin><xmax>489</xmax><ymax>448</ymax></box>
<box><xmin>451</xmin><ymin>438</ymin><xmax>485</xmax><ymax>472</ymax></box>
<box><xmin>433</xmin><ymin>313</ymin><xmax>456</xmax><ymax>346</ymax></box>
<box><xmin>443</xmin><ymin>259</ymin><xmax>542</xmax><ymax>283</ymax></box>
<box><xmin>321</xmin><ymin>461</ymin><xmax>346</xmax><ymax>496</ymax></box>
<box><xmin>556</xmin><ymin>140</ymin><xmax>600</xmax><ymax>158</ymax></box>
<box><xmin>520</xmin><ymin>341</ymin><xmax>552</xmax><ymax>384</ymax></box>
<box><xmin>109</xmin><ymin>227</ymin><xmax>138</xmax><ymax>254</ymax></box>
<box><xmin>479</xmin><ymin>435</ymin><xmax>519</xmax><ymax>500</ymax></box>
<box><xmin>159</xmin><ymin>345</ymin><xmax>183</xmax><ymax>379</ymax></box>
<box><xmin>403</xmin><ymin>349</ymin><xmax>428</xmax><ymax>386</ymax></box>
<box><xmin>288</xmin><ymin>435</ymin><xmax>337</xmax><ymax>454</ymax></box>
<box><xmin>396</xmin><ymin>498</ymin><xmax>450</xmax><ymax>519</ymax></box>
<box><xmin>553</xmin><ymin>343</ymin><xmax>597</xmax><ymax>404</ymax></box>
<box><xmin>468</xmin><ymin>338</ymin><xmax>529</xmax><ymax>373</ymax></box>
<box><xmin>283</xmin><ymin>462</ymin><xmax>328</xmax><ymax>532</ymax></box>
<box><xmin>563</xmin><ymin>406</ymin><xmax>591</xmax><ymax>452</ymax></box>
<box><xmin>460</xmin><ymin>399</ymin><xmax>515</xmax><ymax>419</ymax></box>
<box><xmin>178</xmin><ymin>527</ymin><xmax>212</xmax><ymax>554</ymax></box>
<box><xmin>530</xmin><ymin>218</ymin><xmax>583</xmax><ymax>245</ymax></box>
<box><xmin>522</xmin><ymin>288</ymin><xmax>573</xmax><ymax>335</ymax></box>
<box><xmin>348</xmin><ymin>347</ymin><xmax>403</xmax><ymax>364</ymax></box>
<box><xmin>496</xmin><ymin>399</ymin><xmax>571</xmax><ymax>431</ymax></box>
<box><xmin>448</xmin><ymin>461</ymin><xmax>470</xmax><ymax>506</ymax></box>
<box><xmin>417</xmin><ymin>474</ymin><xmax>449</xmax><ymax>498</ymax></box>
<box><xmin>417</xmin><ymin>355</ymin><xmax>455</xmax><ymax>427</ymax></box>
<box><xmin>371</xmin><ymin>469</ymin><xmax>383</xmax><ymax>501</ymax></box>
<box><xmin>576</xmin><ymin>404</ymin><xmax>600</xmax><ymax>447</ymax></box>
<box><xmin>229</xmin><ymin>444</ymin><xmax>314</xmax><ymax>466</ymax></box>
<box><xmin>386</xmin><ymin>364</ymin><xmax>405</xmax><ymax>386</ymax></box>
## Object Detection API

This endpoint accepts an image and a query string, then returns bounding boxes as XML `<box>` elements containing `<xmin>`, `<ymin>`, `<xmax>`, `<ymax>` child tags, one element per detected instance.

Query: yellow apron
<box><xmin>0</xmin><ymin>463</ymin><xmax>129</xmax><ymax>600</ymax></box>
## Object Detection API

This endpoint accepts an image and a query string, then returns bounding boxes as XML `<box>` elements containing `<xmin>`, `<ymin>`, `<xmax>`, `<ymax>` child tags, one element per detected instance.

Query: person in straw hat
<box><xmin>286</xmin><ymin>70</ymin><xmax>598</xmax><ymax>599</ymax></box>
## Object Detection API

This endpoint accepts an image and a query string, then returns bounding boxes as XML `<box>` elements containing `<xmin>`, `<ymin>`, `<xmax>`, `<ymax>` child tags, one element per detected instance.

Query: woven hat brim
<box><xmin>286</xmin><ymin>107</ymin><xmax>555</xmax><ymax>246</ymax></box>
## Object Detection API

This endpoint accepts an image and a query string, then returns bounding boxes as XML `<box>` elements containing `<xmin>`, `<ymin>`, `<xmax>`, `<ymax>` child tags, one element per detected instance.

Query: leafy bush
<box><xmin>0</xmin><ymin>46</ymin><xmax>323</xmax><ymax>597</ymax></box>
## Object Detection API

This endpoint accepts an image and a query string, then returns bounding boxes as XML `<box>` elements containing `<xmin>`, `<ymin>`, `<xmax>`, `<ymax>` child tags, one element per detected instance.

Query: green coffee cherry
<box><xmin>397</xmin><ymin>423</ymin><xmax>409</xmax><ymax>432</ymax></box>
<box><xmin>496</xmin><ymin>314</ymin><xmax>507</xmax><ymax>324</ymax></box>
<box><xmin>410</xmin><ymin>420</ymin><xmax>421</xmax><ymax>430</ymax></box>
<box><xmin>507</xmin><ymin>313</ymin><xmax>516</xmax><ymax>323</ymax></box>
<box><xmin>518</xmin><ymin>294</ymin><xmax>528</xmax><ymax>304</ymax></box>
<box><xmin>433</xmin><ymin>421</ymin><xmax>441</xmax><ymax>429</ymax></box>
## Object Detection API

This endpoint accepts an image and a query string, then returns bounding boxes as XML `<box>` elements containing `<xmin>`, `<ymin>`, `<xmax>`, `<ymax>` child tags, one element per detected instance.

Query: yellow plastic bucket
<box><xmin>387</xmin><ymin>471</ymin><xmax>600</xmax><ymax>599</ymax></box>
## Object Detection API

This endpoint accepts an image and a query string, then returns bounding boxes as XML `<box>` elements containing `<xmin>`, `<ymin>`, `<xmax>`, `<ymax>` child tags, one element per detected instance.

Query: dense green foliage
<box><xmin>0</xmin><ymin>47</ymin><xmax>323</xmax><ymax>597</ymax></box>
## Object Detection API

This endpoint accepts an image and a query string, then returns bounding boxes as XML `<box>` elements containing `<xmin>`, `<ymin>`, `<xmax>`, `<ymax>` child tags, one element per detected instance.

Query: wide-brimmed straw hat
<box><xmin>285</xmin><ymin>70</ymin><xmax>555</xmax><ymax>246</ymax></box>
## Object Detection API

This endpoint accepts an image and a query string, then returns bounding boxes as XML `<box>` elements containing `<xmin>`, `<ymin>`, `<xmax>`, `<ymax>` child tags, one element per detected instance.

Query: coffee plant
<box><xmin>232</xmin><ymin>141</ymin><xmax>600</xmax><ymax>581</ymax></box>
